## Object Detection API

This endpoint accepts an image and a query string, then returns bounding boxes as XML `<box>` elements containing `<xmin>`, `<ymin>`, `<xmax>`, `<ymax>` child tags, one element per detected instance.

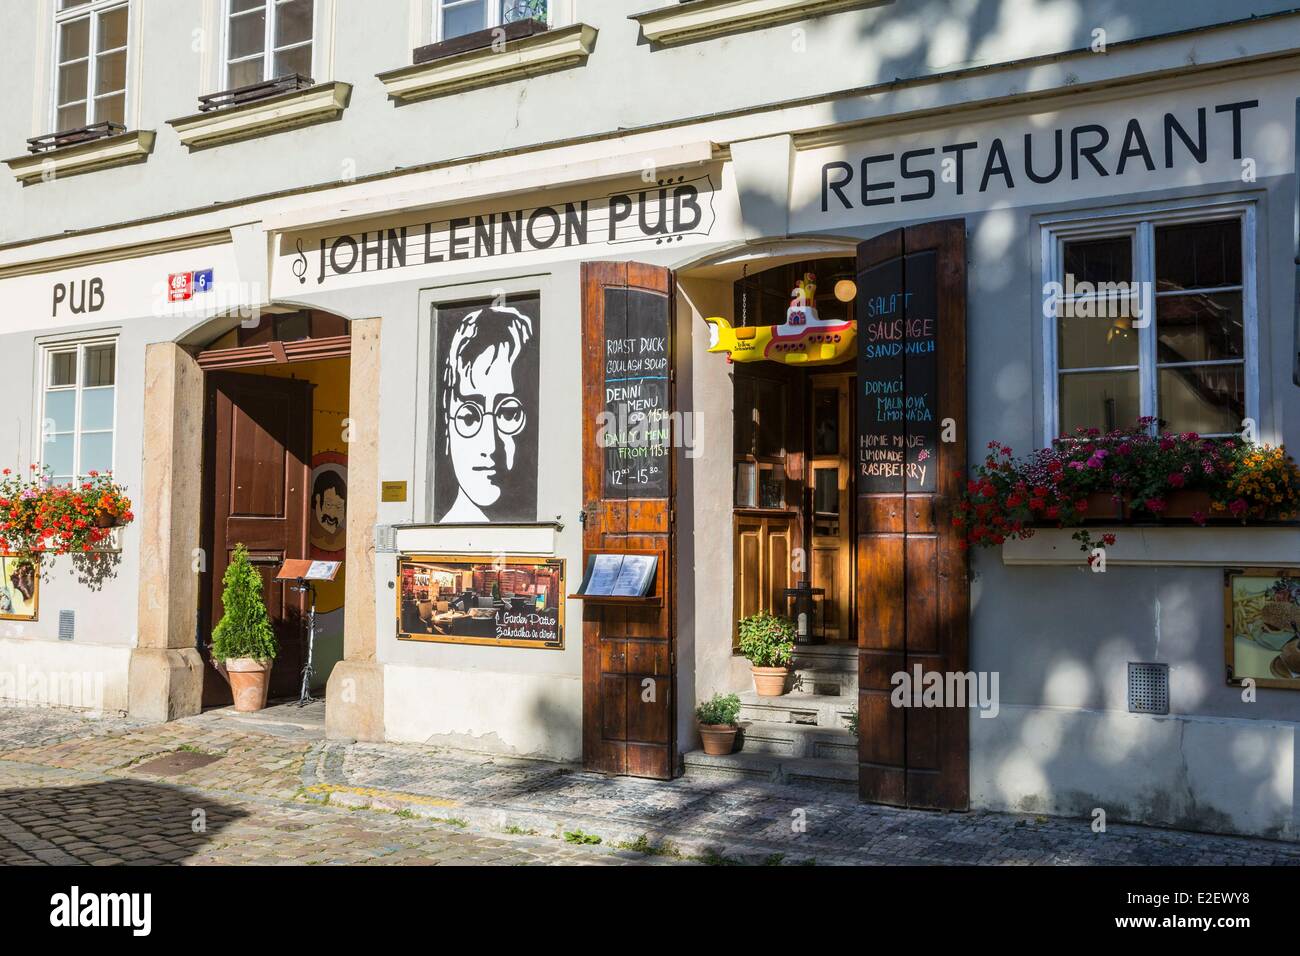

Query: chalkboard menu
<box><xmin>602</xmin><ymin>287</ymin><xmax>671</xmax><ymax>498</ymax></box>
<box><xmin>856</xmin><ymin>250</ymin><xmax>939</xmax><ymax>494</ymax></box>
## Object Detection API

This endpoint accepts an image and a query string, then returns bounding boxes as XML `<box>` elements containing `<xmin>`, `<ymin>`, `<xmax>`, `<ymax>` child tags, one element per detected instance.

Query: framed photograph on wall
<box><xmin>396</xmin><ymin>554</ymin><xmax>563</xmax><ymax>649</ymax></box>
<box><xmin>0</xmin><ymin>555</ymin><xmax>39</xmax><ymax>621</ymax></box>
<box><xmin>1224</xmin><ymin>568</ymin><xmax>1300</xmax><ymax>690</ymax></box>
<box><xmin>431</xmin><ymin>294</ymin><xmax>541</xmax><ymax>524</ymax></box>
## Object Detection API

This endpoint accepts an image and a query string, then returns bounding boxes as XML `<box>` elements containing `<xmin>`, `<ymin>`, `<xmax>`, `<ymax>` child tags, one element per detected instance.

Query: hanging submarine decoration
<box><xmin>704</xmin><ymin>273</ymin><xmax>856</xmax><ymax>366</ymax></box>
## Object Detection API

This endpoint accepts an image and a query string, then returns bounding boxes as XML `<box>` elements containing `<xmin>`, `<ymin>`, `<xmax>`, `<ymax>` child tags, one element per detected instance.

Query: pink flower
<box><xmin>1191</xmin><ymin>511</ymin><xmax>1208</xmax><ymax>526</ymax></box>
<box><xmin>1145</xmin><ymin>498</ymin><xmax>1167</xmax><ymax>513</ymax></box>
<box><xmin>1167</xmin><ymin>473</ymin><xmax>1186</xmax><ymax>488</ymax></box>
<box><xmin>1229</xmin><ymin>499</ymin><xmax>1248</xmax><ymax>517</ymax></box>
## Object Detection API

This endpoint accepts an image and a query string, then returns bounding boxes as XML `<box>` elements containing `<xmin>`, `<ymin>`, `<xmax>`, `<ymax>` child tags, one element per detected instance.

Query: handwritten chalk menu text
<box><xmin>602</xmin><ymin>287</ymin><xmax>671</xmax><ymax>498</ymax></box>
<box><xmin>857</xmin><ymin>250</ymin><xmax>939</xmax><ymax>494</ymax></box>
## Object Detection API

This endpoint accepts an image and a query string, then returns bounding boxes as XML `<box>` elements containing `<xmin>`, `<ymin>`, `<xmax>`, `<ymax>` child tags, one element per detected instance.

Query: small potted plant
<box><xmin>738</xmin><ymin>610</ymin><xmax>795</xmax><ymax>697</ymax></box>
<box><xmin>696</xmin><ymin>692</ymin><xmax>741</xmax><ymax>755</ymax></box>
<box><xmin>211</xmin><ymin>544</ymin><xmax>278</xmax><ymax>712</ymax></box>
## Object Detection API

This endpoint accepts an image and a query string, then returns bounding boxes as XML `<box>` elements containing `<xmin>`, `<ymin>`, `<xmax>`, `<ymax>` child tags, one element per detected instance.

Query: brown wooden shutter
<box><xmin>856</xmin><ymin>220</ymin><xmax>969</xmax><ymax>811</ymax></box>
<box><xmin>580</xmin><ymin>262</ymin><xmax>677</xmax><ymax>780</ymax></box>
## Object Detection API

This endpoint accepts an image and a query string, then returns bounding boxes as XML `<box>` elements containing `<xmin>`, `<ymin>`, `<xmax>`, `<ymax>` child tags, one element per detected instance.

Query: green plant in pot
<box><xmin>211</xmin><ymin>544</ymin><xmax>278</xmax><ymax>712</ymax></box>
<box><xmin>695</xmin><ymin>692</ymin><xmax>741</xmax><ymax>755</ymax></box>
<box><xmin>738</xmin><ymin>610</ymin><xmax>795</xmax><ymax>697</ymax></box>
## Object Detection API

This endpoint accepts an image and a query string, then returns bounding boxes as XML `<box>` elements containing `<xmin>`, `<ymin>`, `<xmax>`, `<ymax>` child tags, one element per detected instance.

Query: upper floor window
<box><xmin>437</xmin><ymin>1</ymin><xmax>548</xmax><ymax>41</ymax></box>
<box><xmin>40</xmin><ymin>339</ymin><xmax>117</xmax><ymax>484</ymax></box>
<box><xmin>53</xmin><ymin>0</ymin><xmax>129</xmax><ymax>132</ymax></box>
<box><xmin>225</xmin><ymin>0</ymin><xmax>314</xmax><ymax>90</ymax></box>
<box><xmin>1043</xmin><ymin>205</ymin><xmax>1256</xmax><ymax>442</ymax></box>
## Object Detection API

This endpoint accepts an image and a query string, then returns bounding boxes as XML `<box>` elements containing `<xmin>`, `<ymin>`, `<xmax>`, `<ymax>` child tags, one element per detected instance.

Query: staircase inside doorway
<box><xmin>683</xmin><ymin>644</ymin><xmax>858</xmax><ymax>788</ymax></box>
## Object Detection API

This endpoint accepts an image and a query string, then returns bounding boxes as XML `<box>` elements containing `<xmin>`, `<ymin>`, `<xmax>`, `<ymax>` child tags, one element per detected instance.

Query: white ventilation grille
<box><xmin>58</xmin><ymin>610</ymin><xmax>75</xmax><ymax>641</ymax></box>
<box><xmin>1128</xmin><ymin>662</ymin><xmax>1169</xmax><ymax>715</ymax></box>
<box><xmin>374</xmin><ymin>525</ymin><xmax>396</xmax><ymax>553</ymax></box>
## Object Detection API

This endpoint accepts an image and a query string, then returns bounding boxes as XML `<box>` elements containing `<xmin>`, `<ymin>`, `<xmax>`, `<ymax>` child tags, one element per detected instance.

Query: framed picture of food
<box><xmin>1224</xmin><ymin>568</ymin><xmax>1300</xmax><ymax>690</ymax></box>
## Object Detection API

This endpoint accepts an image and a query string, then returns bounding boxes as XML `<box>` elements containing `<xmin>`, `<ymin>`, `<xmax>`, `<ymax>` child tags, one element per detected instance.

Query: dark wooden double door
<box><xmin>200</xmin><ymin>372</ymin><xmax>312</xmax><ymax>705</ymax></box>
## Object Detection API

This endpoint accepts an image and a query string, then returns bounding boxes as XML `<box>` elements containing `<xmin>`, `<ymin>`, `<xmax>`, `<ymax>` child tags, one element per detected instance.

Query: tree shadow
<box><xmin>0</xmin><ymin>777</ymin><xmax>247</xmax><ymax>865</ymax></box>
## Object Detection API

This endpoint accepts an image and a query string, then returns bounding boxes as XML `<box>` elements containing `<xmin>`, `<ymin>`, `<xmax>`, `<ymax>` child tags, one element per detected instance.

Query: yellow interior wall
<box><xmin>256</xmin><ymin>357</ymin><xmax>350</xmax><ymax>614</ymax></box>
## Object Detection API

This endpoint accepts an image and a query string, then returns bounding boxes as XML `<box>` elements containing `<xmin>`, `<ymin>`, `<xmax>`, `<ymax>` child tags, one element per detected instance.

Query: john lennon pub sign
<box><xmin>294</xmin><ymin>174</ymin><xmax>718</xmax><ymax>285</ymax></box>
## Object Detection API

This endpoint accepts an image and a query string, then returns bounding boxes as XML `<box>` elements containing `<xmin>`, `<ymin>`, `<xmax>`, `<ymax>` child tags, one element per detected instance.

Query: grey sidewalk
<box><xmin>302</xmin><ymin>735</ymin><xmax>1300</xmax><ymax>866</ymax></box>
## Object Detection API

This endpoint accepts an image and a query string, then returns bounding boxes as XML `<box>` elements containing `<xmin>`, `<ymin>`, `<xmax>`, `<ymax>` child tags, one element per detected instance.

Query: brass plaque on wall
<box><xmin>381</xmin><ymin>481</ymin><xmax>408</xmax><ymax>502</ymax></box>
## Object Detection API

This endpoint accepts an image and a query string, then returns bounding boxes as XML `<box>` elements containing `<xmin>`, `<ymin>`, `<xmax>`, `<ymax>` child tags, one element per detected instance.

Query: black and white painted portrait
<box><xmin>432</xmin><ymin>295</ymin><xmax>540</xmax><ymax>523</ymax></box>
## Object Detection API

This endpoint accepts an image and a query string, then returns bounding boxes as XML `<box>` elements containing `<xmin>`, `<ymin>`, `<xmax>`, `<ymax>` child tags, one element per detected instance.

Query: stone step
<box><xmin>681</xmin><ymin>748</ymin><xmax>857</xmax><ymax>789</ymax></box>
<box><xmin>735</xmin><ymin>719</ymin><xmax>857</xmax><ymax>762</ymax></box>
<box><xmin>788</xmin><ymin>666</ymin><xmax>857</xmax><ymax>698</ymax></box>
<box><xmin>790</xmin><ymin>643</ymin><xmax>858</xmax><ymax>673</ymax></box>
<box><xmin>739</xmin><ymin>691</ymin><xmax>856</xmax><ymax>731</ymax></box>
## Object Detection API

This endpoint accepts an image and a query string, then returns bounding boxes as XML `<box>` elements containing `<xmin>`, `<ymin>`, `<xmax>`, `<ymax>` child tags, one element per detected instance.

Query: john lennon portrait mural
<box><xmin>432</xmin><ymin>295</ymin><xmax>540</xmax><ymax>523</ymax></box>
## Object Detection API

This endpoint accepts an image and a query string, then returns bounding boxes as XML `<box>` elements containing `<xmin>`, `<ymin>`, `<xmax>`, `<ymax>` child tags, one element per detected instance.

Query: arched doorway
<box><xmin>193</xmin><ymin>308</ymin><xmax>352</xmax><ymax>707</ymax></box>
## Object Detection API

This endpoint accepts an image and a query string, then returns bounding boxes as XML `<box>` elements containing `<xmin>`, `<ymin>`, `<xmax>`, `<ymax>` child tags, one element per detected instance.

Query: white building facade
<box><xmin>1</xmin><ymin>0</ymin><xmax>1299</xmax><ymax>840</ymax></box>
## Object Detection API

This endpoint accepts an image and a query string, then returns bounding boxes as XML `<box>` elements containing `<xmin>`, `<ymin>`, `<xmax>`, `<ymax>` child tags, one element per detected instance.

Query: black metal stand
<box><xmin>288</xmin><ymin>579</ymin><xmax>318</xmax><ymax>707</ymax></box>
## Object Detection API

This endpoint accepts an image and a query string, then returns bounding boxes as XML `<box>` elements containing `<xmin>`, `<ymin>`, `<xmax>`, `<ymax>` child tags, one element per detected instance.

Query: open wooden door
<box><xmin>580</xmin><ymin>262</ymin><xmax>677</xmax><ymax>779</ymax></box>
<box><xmin>856</xmin><ymin>220</ymin><xmax>969</xmax><ymax>810</ymax></box>
<box><xmin>202</xmin><ymin>372</ymin><xmax>313</xmax><ymax>703</ymax></box>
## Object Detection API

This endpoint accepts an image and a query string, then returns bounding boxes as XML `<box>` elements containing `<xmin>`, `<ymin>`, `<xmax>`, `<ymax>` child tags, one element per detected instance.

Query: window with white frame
<box><xmin>1043</xmin><ymin>205</ymin><xmax>1255</xmax><ymax>441</ymax></box>
<box><xmin>436</xmin><ymin>0</ymin><xmax>549</xmax><ymax>41</ymax></box>
<box><xmin>53</xmin><ymin>0</ymin><xmax>129</xmax><ymax>132</ymax></box>
<box><xmin>40</xmin><ymin>340</ymin><xmax>117</xmax><ymax>484</ymax></box>
<box><xmin>225</xmin><ymin>0</ymin><xmax>314</xmax><ymax>90</ymax></box>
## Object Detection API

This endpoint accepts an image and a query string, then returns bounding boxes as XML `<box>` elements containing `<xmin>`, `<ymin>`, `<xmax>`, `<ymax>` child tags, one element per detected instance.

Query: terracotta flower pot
<box><xmin>698</xmin><ymin>723</ymin><xmax>739</xmax><ymax>756</ymax></box>
<box><xmin>224</xmin><ymin>657</ymin><xmax>272</xmax><ymax>712</ymax></box>
<box><xmin>95</xmin><ymin>510</ymin><xmax>119</xmax><ymax>529</ymax></box>
<box><xmin>751</xmin><ymin>666</ymin><xmax>789</xmax><ymax>697</ymax></box>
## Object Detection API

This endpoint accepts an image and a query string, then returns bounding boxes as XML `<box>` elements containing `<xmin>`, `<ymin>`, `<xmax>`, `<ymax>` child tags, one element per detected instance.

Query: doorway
<box><xmin>729</xmin><ymin>256</ymin><xmax>857</xmax><ymax>645</ymax></box>
<box><xmin>196</xmin><ymin>310</ymin><xmax>351</xmax><ymax>708</ymax></box>
<box><xmin>679</xmin><ymin>225</ymin><xmax>969</xmax><ymax>810</ymax></box>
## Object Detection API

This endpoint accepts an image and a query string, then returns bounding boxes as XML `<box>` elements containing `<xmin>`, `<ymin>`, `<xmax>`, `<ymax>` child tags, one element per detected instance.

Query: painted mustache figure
<box><xmin>704</xmin><ymin>273</ymin><xmax>855</xmax><ymax>366</ymax></box>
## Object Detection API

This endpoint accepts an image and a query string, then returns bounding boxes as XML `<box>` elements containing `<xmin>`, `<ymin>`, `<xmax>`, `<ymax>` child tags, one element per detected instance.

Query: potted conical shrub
<box><xmin>696</xmin><ymin>692</ymin><xmax>741</xmax><ymax>755</ymax></box>
<box><xmin>211</xmin><ymin>544</ymin><xmax>278</xmax><ymax>712</ymax></box>
<box><xmin>738</xmin><ymin>610</ymin><xmax>795</xmax><ymax>697</ymax></box>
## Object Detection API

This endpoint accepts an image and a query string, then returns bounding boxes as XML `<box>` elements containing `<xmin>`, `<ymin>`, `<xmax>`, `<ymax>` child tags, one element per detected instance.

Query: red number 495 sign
<box><xmin>167</xmin><ymin>272</ymin><xmax>193</xmax><ymax>302</ymax></box>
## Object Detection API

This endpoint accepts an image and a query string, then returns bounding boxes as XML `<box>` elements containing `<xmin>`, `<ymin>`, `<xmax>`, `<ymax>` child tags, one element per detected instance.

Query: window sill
<box><xmin>4</xmin><ymin>130</ymin><xmax>155</xmax><ymax>185</ymax></box>
<box><xmin>1001</xmin><ymin>525</ymin><xmax>1300</xmax><ymax>568</ymax></box>
<box><xmin>630</xmin><ymin>0</ymin><xmax>879</xmax><ymax>45</ymax></box>
<box><xmin>167</xmin><ymin>81</ymin><xmax>352</xmax><ymax>150</ymax></box>
<box><xmin>377</xmin><ymin>23</ymin><xmax>598</xmax><ymax>103</ymax></box>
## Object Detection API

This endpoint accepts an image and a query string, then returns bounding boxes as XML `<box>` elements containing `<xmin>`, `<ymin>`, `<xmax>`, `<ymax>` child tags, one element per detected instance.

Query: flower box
<box><xmin>956</xmin><ymin>420</ymin><xmax>1300</xmax><ymax>553</ymax></box>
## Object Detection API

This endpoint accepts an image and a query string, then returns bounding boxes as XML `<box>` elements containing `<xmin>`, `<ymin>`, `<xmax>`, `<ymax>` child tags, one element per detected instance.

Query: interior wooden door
<box><xmin>580</xmin><ymin>261</ymin><xmax>677</xmax><ymax>779</ymax></box>
<box><xmin>203</xmin><ymin>371</ymin><xmax>313</xmax><ymax>702</ymax></box>
<box><xmin>856</xmin><ymin>220</ymin><xmax>969</xmax><ymax>811</ymax></box>
<box><xmin>809</xmin><ymin>373</ymin><xmax>853</xmax><ymax>641</ymax></box>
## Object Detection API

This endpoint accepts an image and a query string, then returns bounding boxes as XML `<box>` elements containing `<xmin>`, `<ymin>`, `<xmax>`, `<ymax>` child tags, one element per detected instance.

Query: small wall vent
<box><xmin>58</xmin><ymin>610</ymin><xmax>76</xmax><ymax>641</ymax></box>
<box><xmin>1128</xmin><ymin>662</ymin><xmax>1169</xmax><ymax>715</ymax></box>
<box><xmin>374</xmin><ymin>525</ymin><xmax>396</xmax><ymax>553</ymax></box>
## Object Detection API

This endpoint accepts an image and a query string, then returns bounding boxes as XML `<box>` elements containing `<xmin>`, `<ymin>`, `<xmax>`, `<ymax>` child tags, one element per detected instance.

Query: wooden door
<box><xmin>733</xmin><ymin>512</ymin><xmax>797</xmax><ymax>640</ymax></box>
<box><xmin>580</xmin><ymin>262</ymin><xmax>676</xmax><ymax>779</ymax></box>
<box><xmin>809</xmin><ymin>373</ymin><xmax>853</xmax><ymax>641</ymax></box>
<box><xmin>203</xmin><ymin>372</ymin><xmax>313</xmax><ymax>703</ymax></box>
<box><xmin>856</xmin><ymin>220</ymin><xmax>969</xmax><ymax>811</ymax></box>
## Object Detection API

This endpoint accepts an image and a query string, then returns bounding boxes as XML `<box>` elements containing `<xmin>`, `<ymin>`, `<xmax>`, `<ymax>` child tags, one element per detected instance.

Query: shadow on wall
<box><xmin>970</xmin><ymin>559</ymin><xmax>1297</xmax><ymax>840</ymax></box>
<box><xmin>0</xmin><ymin>777</ymin><xmax>248</xmax><ymax>864</ymax></box>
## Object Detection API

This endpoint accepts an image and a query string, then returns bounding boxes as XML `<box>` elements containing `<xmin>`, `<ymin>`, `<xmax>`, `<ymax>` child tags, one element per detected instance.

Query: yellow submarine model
<box><xmin>704</xmin><ymin>273</ymin><xmax>856</xmax><ymax>366</ymax></box>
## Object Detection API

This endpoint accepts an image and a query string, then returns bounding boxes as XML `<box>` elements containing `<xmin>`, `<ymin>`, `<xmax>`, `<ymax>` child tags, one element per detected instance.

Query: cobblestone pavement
<box><xmin>3</xmin><ymin>705</ymin><xmax>1299</xmax><ymax>865</ymax></box>
<box><xmin>0</xmin><ymin>707</ymin><xmax>670</xmax><ymax>866</ymax></box>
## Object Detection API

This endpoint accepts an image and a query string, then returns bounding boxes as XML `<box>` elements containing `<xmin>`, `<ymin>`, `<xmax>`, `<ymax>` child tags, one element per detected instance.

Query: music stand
<box><xmin>275</xmin><ymin>559</ymin><xmax>341</xmax><ymax>707</ymax></box>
